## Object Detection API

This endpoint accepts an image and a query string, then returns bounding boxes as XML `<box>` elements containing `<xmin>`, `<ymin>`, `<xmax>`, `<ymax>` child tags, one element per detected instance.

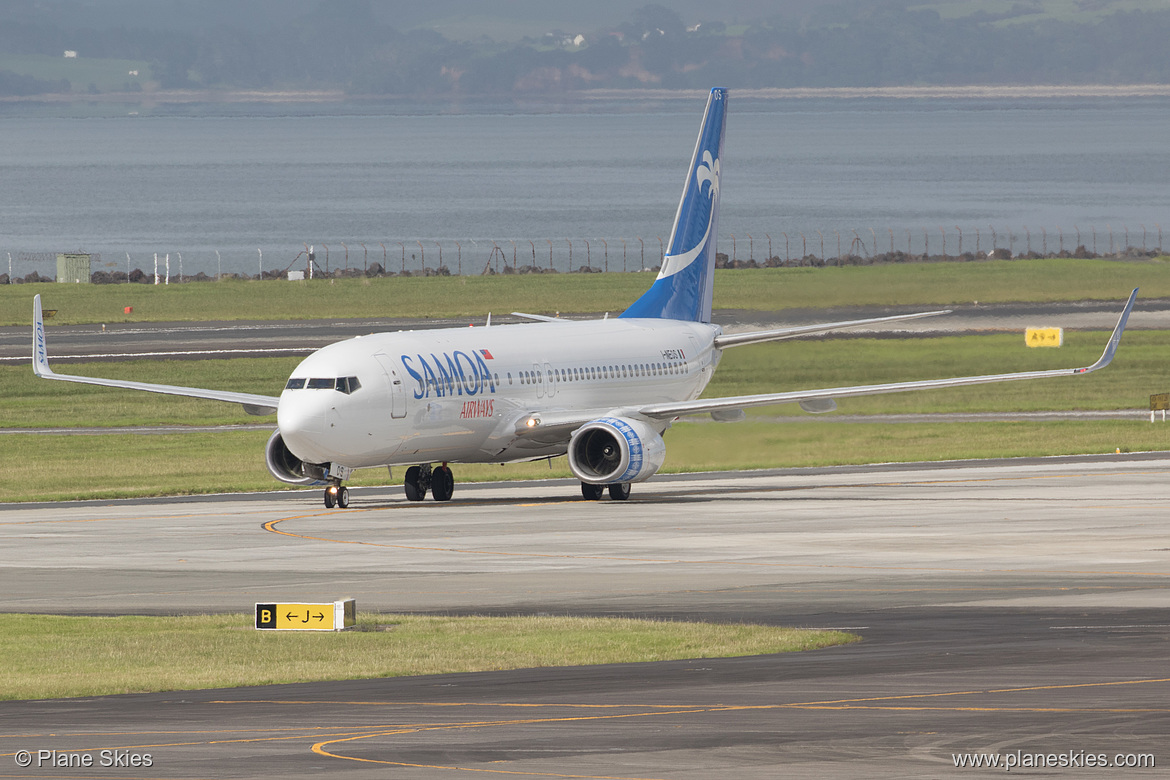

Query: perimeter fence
<box><xmin>2</xmin><ymin>224</ymin><xmax>1165</xmax><ymax>284</ymax></box>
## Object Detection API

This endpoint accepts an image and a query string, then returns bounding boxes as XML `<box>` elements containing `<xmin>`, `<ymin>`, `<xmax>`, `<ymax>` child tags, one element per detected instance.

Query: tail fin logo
<box><xmin>696</xmin><ymin>150</ymin><xmax>720</xmax><ymax>202</ymax></box>
<box><xmin>656</xmin><ymin>149</ymin><xmax>719</xmax><ymax>280</ymax></box>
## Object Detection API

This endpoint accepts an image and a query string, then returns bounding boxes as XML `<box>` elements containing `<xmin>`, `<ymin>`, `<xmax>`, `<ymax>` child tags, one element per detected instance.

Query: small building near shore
<box><xmin>57</xmin><ymin>253</ymin><xmax>92</xmax><ymax>283</ymax></box>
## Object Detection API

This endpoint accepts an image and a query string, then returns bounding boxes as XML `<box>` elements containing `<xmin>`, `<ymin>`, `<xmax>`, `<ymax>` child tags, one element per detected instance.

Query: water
<box><xmin>2</xmin><ymin>97</ymin><xmax>1168</xmax><ymax>277</ymax></box>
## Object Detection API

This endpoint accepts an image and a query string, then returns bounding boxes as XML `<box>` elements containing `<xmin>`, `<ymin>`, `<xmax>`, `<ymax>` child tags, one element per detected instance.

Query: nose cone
<box><xmin>276</xmin><ymin>390</ymin><xmax>331</xmax><ymax>464</ymax></box>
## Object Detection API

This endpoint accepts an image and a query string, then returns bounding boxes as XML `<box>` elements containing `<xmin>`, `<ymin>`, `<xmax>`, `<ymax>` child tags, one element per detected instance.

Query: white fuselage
<box><xmin>277</xmin><ymin>318</ymin><xmax>723</xmax><ymax>469</ymax></box>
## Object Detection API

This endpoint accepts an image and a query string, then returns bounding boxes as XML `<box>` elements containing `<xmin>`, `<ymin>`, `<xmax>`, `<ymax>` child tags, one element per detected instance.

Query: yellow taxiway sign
<box><xmin>255</xmin><ymin>599</ymin><xmax>356</xmax><ymax>631</ymax></box>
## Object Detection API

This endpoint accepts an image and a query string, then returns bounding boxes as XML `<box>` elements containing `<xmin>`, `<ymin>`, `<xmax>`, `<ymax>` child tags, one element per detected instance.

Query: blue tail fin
<box><xmin>621</xmin><ymin>88</ymin><xmax>727</xmax><ymax>323</ymax></box>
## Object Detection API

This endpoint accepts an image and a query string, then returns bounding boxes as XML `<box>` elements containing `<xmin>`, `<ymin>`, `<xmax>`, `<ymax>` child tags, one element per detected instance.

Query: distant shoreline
<box><xmin>579</xmin><ymin>84</ymin><xmax>1170</xmax><ymax>100</ymax></box>
<box><xmin>3</xmin><ymin>83</ymin><xmax>1170</xmax><ymax>105</ymax></box>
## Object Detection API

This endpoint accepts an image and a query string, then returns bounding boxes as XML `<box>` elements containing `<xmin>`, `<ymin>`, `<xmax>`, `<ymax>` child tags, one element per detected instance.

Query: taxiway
<box><xmin>2</xmin><ymin>456</ymin><xmax>1168</xmax><ymax>777</ymax></box>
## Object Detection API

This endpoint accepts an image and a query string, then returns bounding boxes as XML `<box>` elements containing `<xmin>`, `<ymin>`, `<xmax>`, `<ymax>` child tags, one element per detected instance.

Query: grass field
<box><xmin>0</xmin><ymin>613</ymin><xmax>856</xmax><ymax>700</ymax></box>
<box><xmin>3</xmin><ymin>258</ymin><xmax>1167</xmax><ymax>326</ymax></box>
<box><xmin>4</xmin><ymin>259</ymin><xmax>1166</xmax><ymax>501</ymax></box>
<box><xmin>4</xmin><ymin>326</ymin><xmax>1167</xmax><ymax>501</ymax></box>
<box><xmin>0</xmin><ymin>329</ymin><xmax>1160</xmax><ymax>429</ymax></box>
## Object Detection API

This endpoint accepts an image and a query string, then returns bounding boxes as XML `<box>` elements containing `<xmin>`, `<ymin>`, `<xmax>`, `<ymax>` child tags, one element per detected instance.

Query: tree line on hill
<box><xmin>2</xmin><ymin>2</ymin><xmax>1169</xmax><ymax>97</ymax></box>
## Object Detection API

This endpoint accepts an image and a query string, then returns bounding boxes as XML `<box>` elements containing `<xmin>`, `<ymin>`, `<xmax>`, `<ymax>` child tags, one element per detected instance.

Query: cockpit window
<box><xmin>287</xmin><ymin>376</ymin><xmax>362</xmax><ymax>393</ymax></box>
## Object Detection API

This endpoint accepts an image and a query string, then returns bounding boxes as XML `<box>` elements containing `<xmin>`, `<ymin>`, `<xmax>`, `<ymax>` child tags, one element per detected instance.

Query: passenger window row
<box><xmin>512</xmin><ymin>362</ymin><xmax>686</xmax><ymax>385</ymax></box>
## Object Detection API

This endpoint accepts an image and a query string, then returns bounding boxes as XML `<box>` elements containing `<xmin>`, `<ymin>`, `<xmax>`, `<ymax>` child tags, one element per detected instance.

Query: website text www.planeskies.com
<box><xmin>953</xmin><ymin>750</ymin><xmax>1154</xmax><ymax>771</ymax></box>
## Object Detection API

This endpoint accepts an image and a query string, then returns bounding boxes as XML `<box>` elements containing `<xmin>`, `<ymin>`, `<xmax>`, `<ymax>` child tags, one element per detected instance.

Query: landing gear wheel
<box><xmin>431</xmin><ymin>465</ymin><xmax>454</xmax><ymax>502</ymax></box>
<box><xmin>336</xmin><ymin>486</ymin><xmax>350</xmax><ymax>509</ymax></box>
<box><xmin>581</xmin><ymin>482</ymin><xmax>604</xmax><ymax>500</ymax></box>
<box><xmin>404</xmin><ymin>465</ymin><xmax>427</xmax><ymax>502</ymax></box>
<box><xmin>608</xmin><ymin>482</ymin><xmax>631</xmax><ymax>501</ymax></box>
<box><xmin>324</xmin><ymin>488</ymin><xmax>335</xmax><ymax>508</ymax></box>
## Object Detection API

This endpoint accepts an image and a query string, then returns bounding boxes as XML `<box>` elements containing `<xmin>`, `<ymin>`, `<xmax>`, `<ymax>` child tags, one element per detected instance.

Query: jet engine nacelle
<box><xmin>265</xmin><ymin>430</ymin><xmax>329</xmax><ymax>486</ymax></box>
<box><xmin>567</xmin><ymin>416</ymin><xmax>667</xmax><ymax>485</ymax></box>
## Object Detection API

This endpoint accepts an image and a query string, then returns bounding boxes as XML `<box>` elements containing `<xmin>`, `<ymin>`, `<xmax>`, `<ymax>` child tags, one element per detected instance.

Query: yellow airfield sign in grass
<box><xmin>1025</xmin><ymin>327</ymin><xmax>1063</xmax><ymax>347</ymax></box>
<box><xmin>255</xmin><ymin>600</ymin><xmax>356</xmax><ymax>631</ymax></box>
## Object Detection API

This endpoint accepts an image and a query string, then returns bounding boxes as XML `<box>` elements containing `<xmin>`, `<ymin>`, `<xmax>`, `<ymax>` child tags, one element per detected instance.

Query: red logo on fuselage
<box><xmin>459</xmin><ymin>399</ymin><xmax>494</xmax><ymax>419</ymax></box>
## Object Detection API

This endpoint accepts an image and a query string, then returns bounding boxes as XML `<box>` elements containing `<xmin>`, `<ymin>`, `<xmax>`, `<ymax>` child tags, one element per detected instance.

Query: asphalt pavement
<box><xmin>2</xmin><ymin>457</ymin><xmax>1168</xmax><ymax>778</ymax></box>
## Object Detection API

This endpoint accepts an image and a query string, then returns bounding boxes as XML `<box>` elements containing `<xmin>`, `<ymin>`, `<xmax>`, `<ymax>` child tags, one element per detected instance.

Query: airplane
<box><xmin>32</xmin><ymin>88</ymin><xmax>1137</xmax><ymax>508</ymax></box>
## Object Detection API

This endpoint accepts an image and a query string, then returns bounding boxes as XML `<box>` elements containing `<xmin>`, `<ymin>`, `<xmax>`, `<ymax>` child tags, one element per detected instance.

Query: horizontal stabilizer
<box><xmin>512</xmin><ymin>312</ymin><xmax>568</xmax><ymax>323</ymax></box>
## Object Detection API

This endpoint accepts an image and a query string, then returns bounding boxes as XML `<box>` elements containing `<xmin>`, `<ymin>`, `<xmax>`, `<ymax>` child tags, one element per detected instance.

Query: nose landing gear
<box><xmin>324</xmin><ymin>483</ymin><xmax>350</xmax><ymax>509</ymax></box>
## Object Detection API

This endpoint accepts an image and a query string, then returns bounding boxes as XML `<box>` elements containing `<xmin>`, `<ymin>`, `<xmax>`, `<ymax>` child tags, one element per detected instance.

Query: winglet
<box><xmin>1076</xmin><ymin>287</ymin><xmax>1137</xmax><ymax>374</ymax></box>
<box><xmin>30</xmin><ymin>293</ymin><xmax>280</xmax><ymax>414</ymax></box>
<box><xmin>32</xmin><ymin>294</ymin><xmax>54</xmax><ymax>378</ymax></box>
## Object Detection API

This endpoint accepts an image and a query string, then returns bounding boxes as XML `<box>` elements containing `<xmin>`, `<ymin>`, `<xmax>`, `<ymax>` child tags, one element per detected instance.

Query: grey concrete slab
<box><xmin>3</xmin><ymin>456</ymin><xmax>1168</xmax><ymax>614</ymax></box>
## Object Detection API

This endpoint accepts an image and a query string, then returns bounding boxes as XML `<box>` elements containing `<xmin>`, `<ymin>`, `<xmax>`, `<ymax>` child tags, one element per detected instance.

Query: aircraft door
<box><xmin>544</xmin><ymin>361</ymin><xmax>556</xmax><ymax>398</ymax></box>
<box><xmin>373</xmin><ymin>353</ymin><xmax>408</xmax><ymax>419</ymax></box>
<box><xmin>532</xmin><ymin>362</ymin><xmax>546</xmax><ymax>399</ymax></box>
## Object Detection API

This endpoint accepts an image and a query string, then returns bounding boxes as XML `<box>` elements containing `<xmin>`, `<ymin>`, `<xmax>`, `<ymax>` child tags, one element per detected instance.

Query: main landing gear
<box><xmin>404</xmin><ymin>463</ymin><xmax>455</xmax><ymax>502</ymax></box>
<box><xmin>581</xmin><ymin>482</ymin><xmax>632</xmax><ymax>501</ymax></box>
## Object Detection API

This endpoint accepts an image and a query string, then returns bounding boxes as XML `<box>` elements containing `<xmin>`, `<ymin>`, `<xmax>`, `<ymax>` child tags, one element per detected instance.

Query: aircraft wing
<box><xmin>508</xmin><ymin>408</ymin><xmax>610</xmax><ymax>443</ymax></box>
<box><xmin>32</xmin><ymin>295</ymin><xmax>280</xmax><ymax>416</ymax></box>
<box><xmin>639</xmin><ymin>289</ymin><xmax>1137</xmax><ymax>420</ymax></box>
<box><xmin>713</xmin><ymin>310</ymin><xmax>950</xmax><ymax>349</ymax></box>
